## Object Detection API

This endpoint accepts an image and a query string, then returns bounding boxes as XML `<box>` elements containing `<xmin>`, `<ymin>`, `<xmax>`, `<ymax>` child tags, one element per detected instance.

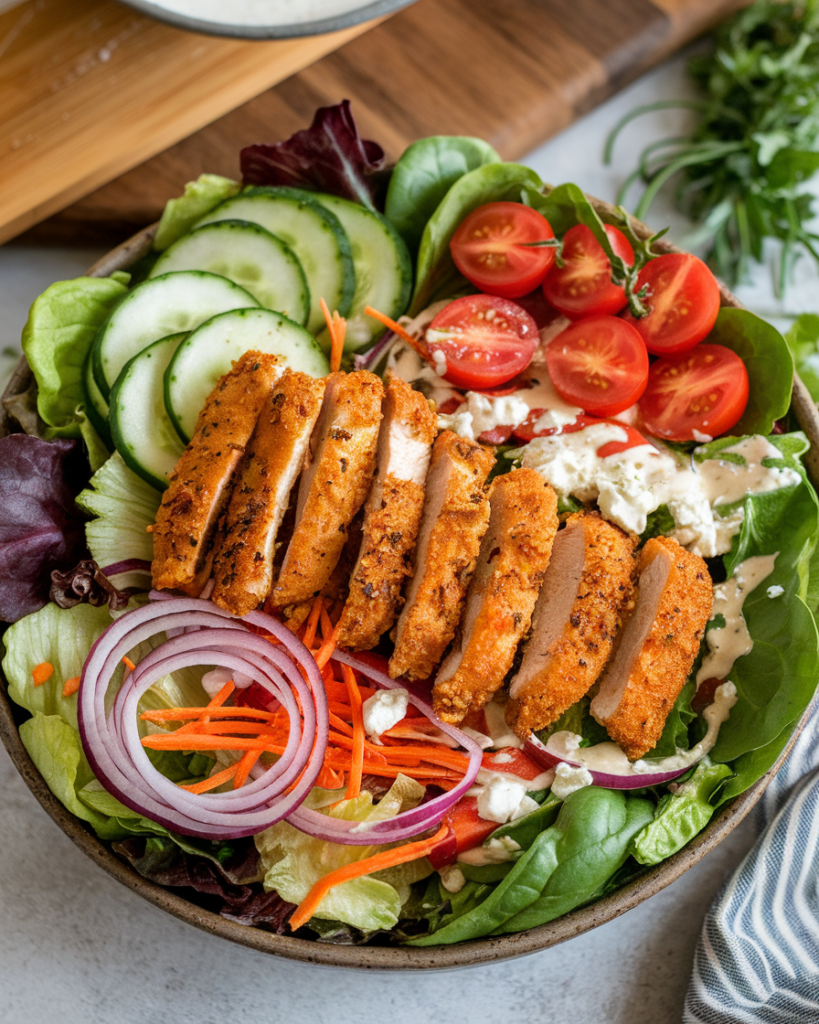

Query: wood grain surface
<box><xmin>0</xmin><ymin>0</ymin><xmax>378</xmax><ymax>245</ymax></box>
<box><xmin>14</xmin><ymin>0</ymin><xmax>749</xmax><ymax>245</ymax></box>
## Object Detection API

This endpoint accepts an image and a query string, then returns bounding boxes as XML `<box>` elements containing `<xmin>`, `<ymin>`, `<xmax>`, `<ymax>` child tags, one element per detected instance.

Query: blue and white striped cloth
<box><xmin>684</xmin><ymin>705</ymin><xmax>819</xmax><ymax>1023</ymax></box>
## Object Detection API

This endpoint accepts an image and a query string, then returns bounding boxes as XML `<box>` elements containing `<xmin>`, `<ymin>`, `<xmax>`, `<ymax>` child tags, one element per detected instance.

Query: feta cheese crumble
<box><xmin>767</xmin><ymin>584</ymin><xmax>784</xmax><ymax>599</ymax></box>
<box><xmin>361</xmin><ymin>688</ymin><xmax>409</xmax><ymax>742</ymax></box>
<box><xmin>550</xmin><ymin>763</ymin><xmax>594</xmax><ymax>800</ymax></box>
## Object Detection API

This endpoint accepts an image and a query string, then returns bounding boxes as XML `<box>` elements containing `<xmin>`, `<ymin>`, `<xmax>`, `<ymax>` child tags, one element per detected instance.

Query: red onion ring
<box><xmin>77</xmin><ymin>597</ymin><xmax>328</xmax><ymax>839</ymax></box>
<box><xmin>285</xmin><ymin>649</ymin><xmax>483</xmax><ymax>845</ymax></box>
<box><xmin>524</xmin><ymin>733</ymin><xmax>691</xmax><ymax>790</ymax></box>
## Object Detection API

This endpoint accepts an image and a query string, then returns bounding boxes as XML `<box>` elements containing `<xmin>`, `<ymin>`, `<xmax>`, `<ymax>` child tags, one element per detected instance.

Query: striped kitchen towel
<box><xmin>684</xmin><ymin>704</ymin><xmax>819</xmax><ymax>1023</ymax></box>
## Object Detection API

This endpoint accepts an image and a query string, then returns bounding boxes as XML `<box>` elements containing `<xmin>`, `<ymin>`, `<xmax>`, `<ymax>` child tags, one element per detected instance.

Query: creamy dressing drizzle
<box><xmin>696</xmin><ymin>554</ymin><xmax>779</xmax><ymax>688</ymax></box>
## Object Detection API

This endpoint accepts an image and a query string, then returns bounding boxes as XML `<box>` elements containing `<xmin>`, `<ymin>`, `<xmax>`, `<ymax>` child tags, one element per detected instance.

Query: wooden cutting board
<box><xmin>12</xmin><ymin>0</ymin><xmax>749</xmax><ymax>245</ymax></box>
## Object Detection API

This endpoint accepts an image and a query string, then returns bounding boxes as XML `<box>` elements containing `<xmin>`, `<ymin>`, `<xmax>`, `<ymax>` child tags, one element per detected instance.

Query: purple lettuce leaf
<box><xmin>0</xmin><ymin>435</ymin><xmax>90</xmax><ymax>623</ymax></box>
<box><xmin>240</xmin><ymin>100</ymin><xmax>388</xmax><ymax>209</ymax></box>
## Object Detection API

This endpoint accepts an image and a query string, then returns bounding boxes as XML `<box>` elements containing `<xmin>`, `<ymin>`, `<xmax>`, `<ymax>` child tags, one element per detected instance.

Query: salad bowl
<box><xmin>2</xmin><ymin>187</ymin><xmax>817</xmax><ymax>969</ymax></box>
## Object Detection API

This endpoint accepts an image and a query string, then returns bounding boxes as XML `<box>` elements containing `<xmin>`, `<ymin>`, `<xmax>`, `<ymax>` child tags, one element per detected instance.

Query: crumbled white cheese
<box><xmin>431</xmin><ymin>349</ymin><xmax>448</xmax><ymax>376</ymax></box>
<box><xmin>476</xmin><ymin>776</ymin><xmax>530</xmax><ymax>824</ymax></box>
<box><xmin>437</xmin><ymin>391</ymin><xmax>531</xmax><ymax>440</ymax></box>
<box><xmin>458</xmin><ymin>835</ymin><xmax>521</xmax><ymax>866</ymax></box>
<box><xmin>439</xmin><ymin>864</ymin><xmax>466</xmax><ymax>893</ymax></box>
<box><xmin>361</xmin><ymin>688</ymin><xmax>409</xmax><ymax>741</ymax></box>
<box><xmin>550</xmin><ymin>763</ymin><xmax>594</xmax><ymax>800</ymax></box>
<box><xmin>201</xmin><ymin>666</ymin><xmax>253</xmax><ymax>696</ymax></box>
<box><xmin>767</xmin><ymin>584</ymin><xmax>784</xmax><ymax>599</ymax></box>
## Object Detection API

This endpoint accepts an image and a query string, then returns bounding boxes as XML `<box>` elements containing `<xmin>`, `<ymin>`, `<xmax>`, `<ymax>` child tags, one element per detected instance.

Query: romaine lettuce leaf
<box><xmin>21</xmin><ymin>275</ymin><xmax>129</xmax><ymax>439</ymax></box>
<box><xmin>785</xmin><ymin>313</ymin><xmax>819</xmax><ymax>402</ymax></box>
<box><xmin>153</xmin><ymin>174</ymin><xmax>240</xmax><ymax>251</ymax></box>
<box><xmin>76</xmin><ymin>453</ymin><xmax>160</xmax><ymax>568</ymax></box>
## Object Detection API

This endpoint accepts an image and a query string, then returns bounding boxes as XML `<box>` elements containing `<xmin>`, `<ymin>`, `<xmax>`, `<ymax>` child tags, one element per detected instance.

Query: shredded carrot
<box><xmin>289</xmin><ymin>822</ymin><xmax>449</xmax><ymax>931</ymax></box>
<box><xmin>314</xmin><ymin>622</ymin><xmax>341</xmax><ymax>671</ymax></box>
<box><xmin>62</xmin><ymin>676</ymin><xmax>81</xmax><ymax>698</ymax></box>
<box><xmin>302</xmin><ymin>596</ymin><xmax>324</xmax><ymax>650</ymax></box>
<box><xmin>341</xmin><ymin>663</ymin><xmax>365</xmax><ymax>800</ymax></box>
<box><xmin>364</xmin><ymin>305</ymin><xmax>429</xmax><ymax>360</ymax></box>
<box><xmin>179</xmin><ymin>764</ymin><xmax>239</xmax><ymax>794</ymax></box>
<box><xmin>121</xmin><ymin>656</ymin><xmax>136</xmax><ymax>672</ymax></box>
<box><xmin>233</xmin><ymin>745</ymin><xmax>263</xmax><ymax>790</ymax></box>
<box><xmin>31</xmin><ymin>663</ymin><xmax>53</xmax><ymax>687</ymax></box>
<box><xmin>331</xmin><ymin>312</ymin><xmax>346</xmax><ymax>373</ymax></box>
<box><xmin>140</xmin><ymin>707</ymin><xmax>275</xmax><ymax>723</ymax></box>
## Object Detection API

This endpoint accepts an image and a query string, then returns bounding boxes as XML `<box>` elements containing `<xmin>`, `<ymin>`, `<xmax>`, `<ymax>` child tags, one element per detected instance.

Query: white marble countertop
<box><xmin>2</xmin><ymin>44</ymin><xmax>816</xmax><ymax>1024</ymax></box>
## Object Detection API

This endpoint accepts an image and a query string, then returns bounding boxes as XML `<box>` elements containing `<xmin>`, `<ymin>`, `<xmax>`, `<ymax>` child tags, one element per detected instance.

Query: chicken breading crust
<box><xmin>590</xmin><ymin>536</ymin><xmax>713</xmax><ymax>760</ymax></box>
<box><xmin>336</xmin><ymin>374</ymin><xmax>437</xmax><ymax>651</ymax></box>
<box><xmin>388</xmin><ymin>431</ymin><xmax>495</xmax><ymax>682</ymax></box>
<box><xmin>211</xmin><ymin>371</ymin><xmax>325</xmax><ymax>617</ymax></box>
<box><xmin>506</xmin><ymin>511</ymin><xmax>637</xmax><ymax>739</ymax></box>
<box><xmin>269</xmin><ymin>371</ymin><xmax>384</xmax><ymax>613</ymax></box>
<box><xmin>433</xmin><ymin>469</ymin><xmax>559</xmax><ymax>724</ymax></box>
<box><xmin>151</xmin><ymin>351</ymin><xmax>280</xmax><ymax>595</ymax></box>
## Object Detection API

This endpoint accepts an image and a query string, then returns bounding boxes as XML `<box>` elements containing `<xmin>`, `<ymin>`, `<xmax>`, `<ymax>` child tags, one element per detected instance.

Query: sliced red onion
<box><xmin>354</xmin><ymin>329</ymin><xmax>395</xmax><ymax>371</ymax></box>
<box><xmin>524</xmin><ymin>733</ymin><xmax>692</xmax><ymax>790</ymax></box>
<box><xmin>78</xmin><ymin>597</ymin><xmax>328</xmax><ymax>839</ymax></box>
<box><xmin>286</xmin><ymin>649</ymin><xmax>483</xmax><ymax>845</ymax></box>
<box><xmin>100</xmin><ymin>559</ymin><xmax>152</xmax><ymax>592</ymax></box>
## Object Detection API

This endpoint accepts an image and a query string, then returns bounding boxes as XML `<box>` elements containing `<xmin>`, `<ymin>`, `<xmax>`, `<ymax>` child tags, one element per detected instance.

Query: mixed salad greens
<box><xmin>2</xmin><ymin>101</ymin><xmax>818</xmax><ymax>947</ymax></box>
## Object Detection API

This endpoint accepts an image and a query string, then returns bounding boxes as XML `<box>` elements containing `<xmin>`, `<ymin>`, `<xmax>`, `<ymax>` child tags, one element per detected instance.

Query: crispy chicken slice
<box><xmin>433</xmin><ymin>469</ymin><xmax>558</xmax><ymax>724</ymax></box>
<box><xmin>506</xmin><ymin>511</ymin><xmax>637</xmax><ymax>739</ymax></box>
<box><xmin>335</xmin><ymin>373</ymin><xmax>437</xmax><ymax>650</ymax></box>
<box><xmin>388</xmin><ymin>430</ymin><xmax>495</xmax><ymax>682</ymax></box>
<box><xmin>210</xmin><ymin>371</ymin><xmax>325</xmax><ymax>617</ymax></box>
<box><xmin>269</xmin><ymin>371</ymin><xmax>384</xmax><ymax>614</ymax></box>
<box><xmin>151</xmin><ymin>351</ymin><xmax>280</xmax><ymax>595</ymax></box>
<box><xmin>590</xmin><ymin>536</ymin><xmax>713</xmax><ymax>760</ymax></box>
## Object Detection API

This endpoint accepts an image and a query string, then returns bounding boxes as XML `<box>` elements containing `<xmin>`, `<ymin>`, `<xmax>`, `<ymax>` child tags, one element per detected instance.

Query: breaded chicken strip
<box><xmin>335</xmin><ymin>374</ymin><xmax>437</xmax><ymax>650</ymax></box>
<box><xmin>389</xmin><ymin>431</ymin><xmax>494</xmax><ymax>682</ymax></box>
<box><xmin>269</xmin><ymin>371</ymin><xmax>383</xmax><ymax>614</ymax></box>
<box><xmin>506</xmin><ymin>511</ymin><xmax>637</xmax><ymax>739</ymax></box>
<box><xmin>211</xmin><ymin>371</ymin><xmax>325</xmax><ymax>617</ymax></box>
<box><xmin>151</xmin><ymin>351</ymin><xmax>280</xmax><ymax>594</ymax></box>
<box><xmin>590</xmin><ymin>536</ymin><xmax>712</xmax><ymax>760</ymax></box>
<box><xmin>433</xmin><ymin>469</ymin><xmax>558</xmax><ymax>724</ymax></box>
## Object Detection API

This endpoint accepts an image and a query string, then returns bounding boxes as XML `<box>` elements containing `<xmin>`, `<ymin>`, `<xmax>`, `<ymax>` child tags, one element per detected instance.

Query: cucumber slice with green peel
<box><xmin>313</xmin><ymin>192</ymin><xmax>413</xmax><ymax>352</ymax></box>
<box><xmin>82</xmin><ymin>347</ymin><xmax>112</xmax><ymax>445</ymax></box>
<box><xmin>148</xmin><ymin>219</ymin><xmax>310</xmax><ymax>326</ymax></box>
<box><xmin>164</xmin><ymin>307</ymin><xmax>330</xmax><ymax>444</ymax></box>
<box><xmin>196</xmin><ymin>187</ymin><xmax>355</xmax><ymax>334</ymax></box>
<box><xmin>93</xmin><ymin>271</ymin><xmax>259</xmax><ymax>399</ymax></box>
<box><xmin>109</xmin><ymin>333</ymin><xmax>187</xmax><ymax>491</ymax></box>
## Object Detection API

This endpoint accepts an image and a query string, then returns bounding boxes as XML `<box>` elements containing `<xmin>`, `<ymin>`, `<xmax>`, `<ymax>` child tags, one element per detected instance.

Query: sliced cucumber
<box><xmin>109</xmin><ymin>333</ymin><xmax>187</xmax><ymax>491</ymax></box>
<box><xmin>82</xmin><ymin>347</ymin><xmax>112</xmax><ymax>445</ymax></box>
<box><xmin>93</xmin><ymin>271</ymin><xmax>259</xmax><ymax>399</ymax></box>
<box><xmin>148</xmin><ymin>219</ymin><xmax>310</xmax><ymax>326</ymax></box>
<box><xmin>164</xmin><ymin>307</ymin><xmax>330</xmax><ymax>443</ymax></box>
<box><xmin>196</xmin><ymin>187</ymin><xmax>355</xmax><ymax>334</ymax></box>
<box><xmin>313</xmin><ymin>193</ymin><xmax>412</xmax><ymax>352</ymax></box>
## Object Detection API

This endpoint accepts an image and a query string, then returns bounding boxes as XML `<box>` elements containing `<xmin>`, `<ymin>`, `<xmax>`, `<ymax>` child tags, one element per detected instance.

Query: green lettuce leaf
<box><xmin>255</xmin><ymin>775</ymin><xmax>432</xmax><ymax>931</ymax></box>
<box><xmin>629</xmin><ymin>761</ymin><xmax>734</xmax><ymax>866</ymax></box>
<box><xmin>785</xmin><ymin>313</ymin><xmax>819</xmax><ymax>402</ymax></box>
<box><xmin>76</xmin><ymin>453</ymin><xmax>161</xmax><ymax>567</ymax></box>
<box><xmin>385</xmin><ymin>136</ymin><xmax>501</xmax><ymax>255</ymax></box>
<box><xmin>153</xmin><ymin>174</ymin><xmax>241</xmax><ymax>251</ymax></box>
<box><xmin>21</xmin><ymin>275</ymin><xmax>129</xmax><ymax>439</ymax></box>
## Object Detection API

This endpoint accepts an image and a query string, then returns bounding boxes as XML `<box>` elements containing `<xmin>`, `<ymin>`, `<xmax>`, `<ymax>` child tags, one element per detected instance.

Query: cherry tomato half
<box><xmin>427</xmin><ymin>294</ymin><xmax>538</xmax><ymax>390</ymax></box>
<box><xmin>512</xmin><ymin>413</ymin><xmax>649</xmax><ymax>456</ymax></box>
<box><xmin>623</xmin><ymin>253</ymin><xmax>720</xmax><ymax>356</ymax></box>
<box><xmin>543</xmin><ymin>224</ymin><xmax>634</xmax><ymax>319</ymax></box>
<box><xmin>450</xmin><ymin>202</ymin><xmax>556</xmax><ymax>299</ymax></box>
<box><xmin>638</xmin><ymin>344</ymin><xmax>749</xmax><ymax>442</ymax></box>
<box><xmin>545</xmin><ymin>314</ymin><xmax>649</xmax><ymax>417</ymax></box>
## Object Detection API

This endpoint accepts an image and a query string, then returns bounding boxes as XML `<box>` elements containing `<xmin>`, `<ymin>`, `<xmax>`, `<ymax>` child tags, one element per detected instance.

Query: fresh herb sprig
<box><xmin>605</xmin><ymin>0</ymin><xmax>819</xmax><ymax>291</ymax></box>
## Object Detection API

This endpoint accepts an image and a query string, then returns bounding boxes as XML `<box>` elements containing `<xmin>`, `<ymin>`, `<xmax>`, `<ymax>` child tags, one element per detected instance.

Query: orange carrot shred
<box><xmin>331</xmin><ymin>312</ymin><xmax>346</xmax><ymax>373</ymax></box>
<box><xmin>289</xmin><ymin>822</ymin><xmax>449</xmax><ymax>931</ymax></box>
<box><xmin>314</xmin><ymin>622</ymin><xmax>341</xmax><ymax>671</ymax></box>
<box><xmin>31</xmin><ymin>663</ymin><xmax>53</xmax><ymax>687</ymax></box>
<box><xmin>364</xmin><ymin>305</ymin><xmax>429</xmax><ymax>359</ymax></box>
<box><xmin>62</xmin><ymin>676</ymin><xmax>81</xmax><ymax>697</ymax></box>
<box><xmin>302</xmin><ymin>596</ymin><xmax>323</xmax><ymax>650</ymax></box>
<box><xmin>121</xmin><ymin>656</ymin><xmax>136</xmax><ymax>672</ymax></box>
<box><xmin>233</xmin><ymin>746</ymin><xmax>262</xmax><ymax>790</ymax></box>
<box><xmin>179</xmin><ymin>764</ymin><xmax>239</xmax><ymax>794</ymax></box>
<box><xmin>341</xmin><ymin>663</ymin><xmax>365</xmax><ymax>800</ymax></box>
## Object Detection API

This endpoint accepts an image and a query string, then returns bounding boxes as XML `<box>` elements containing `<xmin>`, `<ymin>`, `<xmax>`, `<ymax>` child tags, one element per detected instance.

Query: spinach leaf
<box><xmin>704</xmin><ymin>308</ymin><xmax>793</xmax><ymax>436</ymax></box>
<box><xmin>494</xmin><ymin>789</ymin><xmax>654</xmax><ymax>933</ymax></box>
<box><xmin>384</xmin><ymin>136</ymin><xmax>500</xmax><ymax>256</ymax></box>
<box><xmin>629</xmin><ymin>761</ymin><xmax>734</xmax><ymax>866</ymax></box>
<box><xmin>642</xmin><ymin>504</ymin><xmax>677</xmax><ymax>542</ymax></box>
<box><xmin>716</xmin><ymin>716</ymin><xmax>799</xmax><ymax>804</ymax></box>
<box><xmin>21</xmin><ymin>275</ymin><xmax>129</xmax><ymax>439</ymax></box>
<box><xmin>647</xmin><ymin>680</ymin><xmax>697</xmax><ymax>759</ymax></box>
<box><xmin>409</xmin><ymin>162</ymin><xmax>543</xmax><ymax>315</ymax></box>
<box><xmin>488</xmin><ymin>795</ymin><xmax>563</xmax><ymax>851</ymax></box>
<box><xmin>785</xmin><ymin>313</ymin><xmax>819</xmax><ymax>402</ymax></box>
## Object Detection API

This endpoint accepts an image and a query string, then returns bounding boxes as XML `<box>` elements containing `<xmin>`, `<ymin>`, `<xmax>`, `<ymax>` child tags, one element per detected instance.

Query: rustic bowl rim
<box><xmin>2</xmin><ymin>196</ymin><xmax>818</xmax><ymax>970</ymax></box>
